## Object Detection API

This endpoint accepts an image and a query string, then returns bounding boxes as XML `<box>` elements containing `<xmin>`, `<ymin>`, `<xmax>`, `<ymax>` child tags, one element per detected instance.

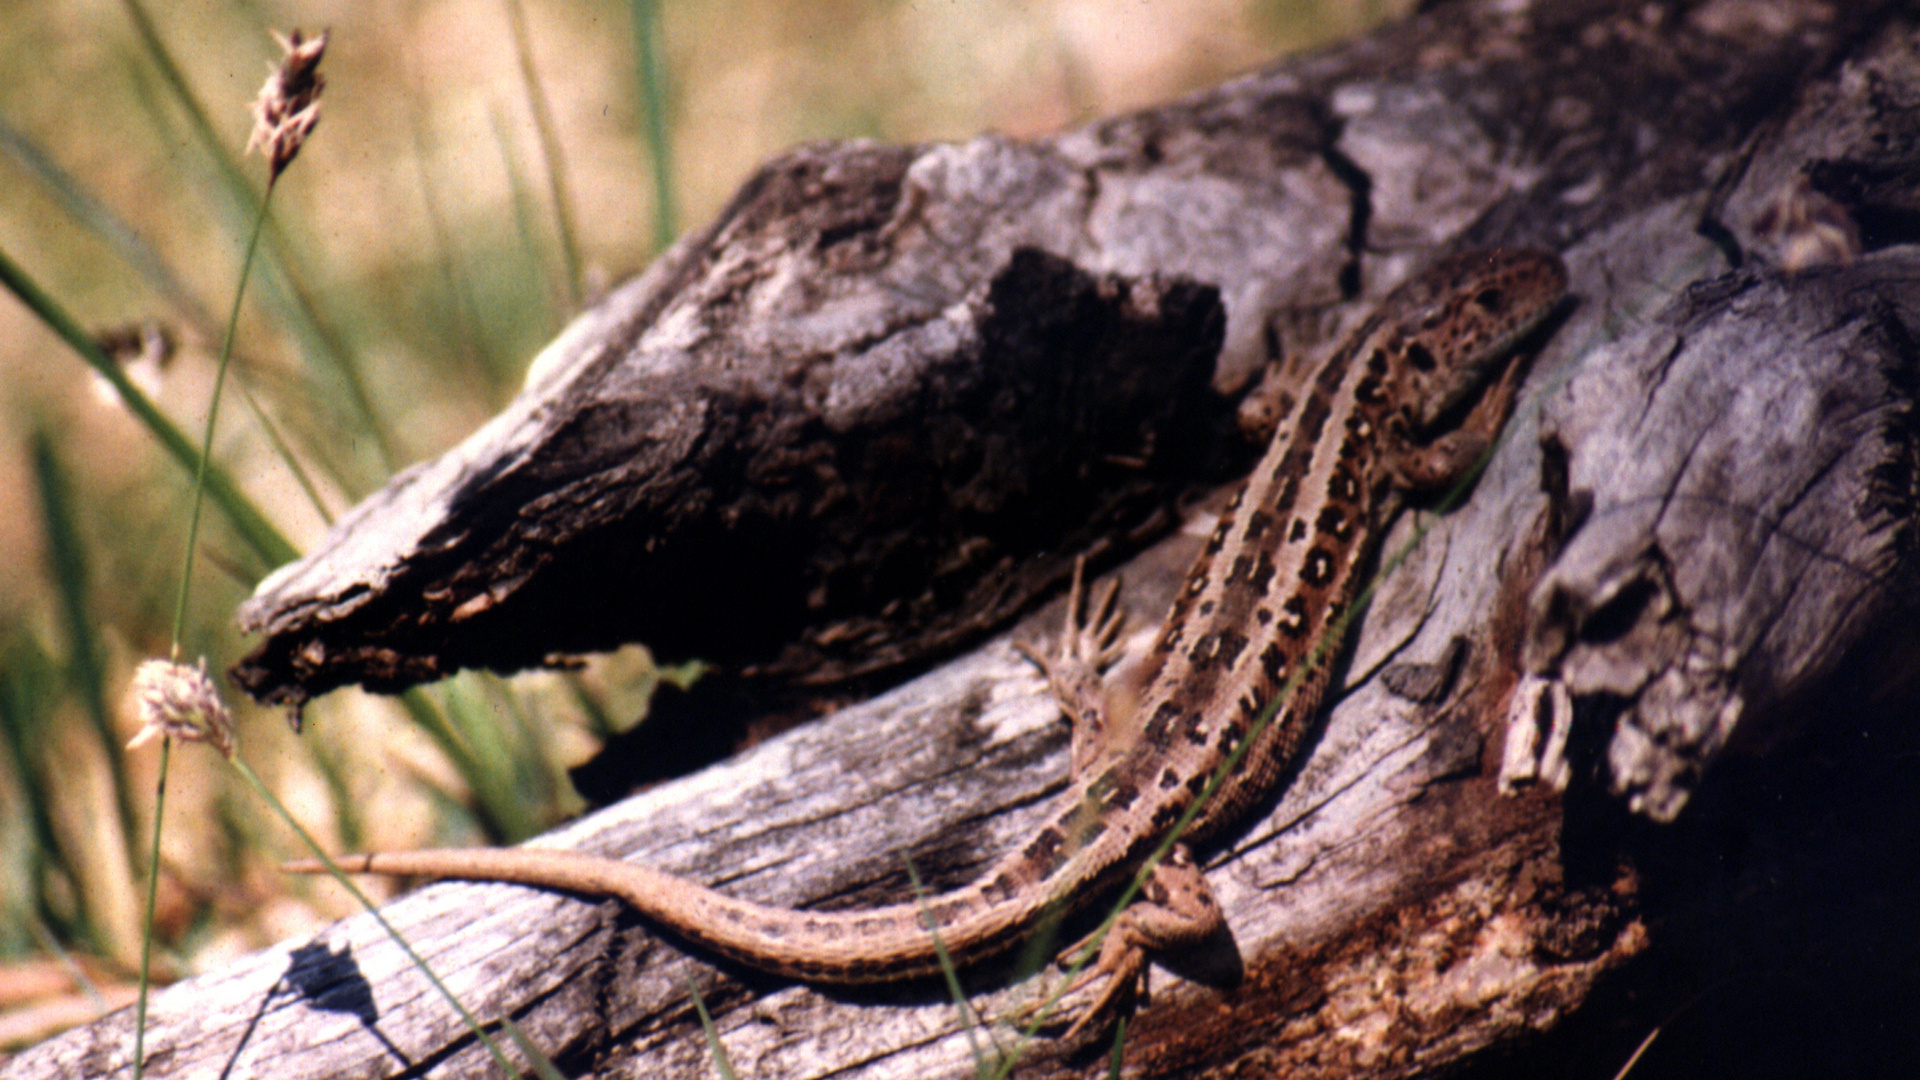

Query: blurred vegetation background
<box><xmin>0</xmin><ymin>0</ymin><xmax>1408</xmax><ymax>1050</ymax></box>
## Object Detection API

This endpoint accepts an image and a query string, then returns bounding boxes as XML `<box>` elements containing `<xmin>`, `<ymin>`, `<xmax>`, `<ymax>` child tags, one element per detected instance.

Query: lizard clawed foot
<box><xmin>1015</xmin><ymin>555</ymin><xmax>1125</xmax><ymax>673</ymax></box>
<box><xmin>1005</xmin><ymin>939</ymin><xmax>1147</xmax><ymax>1044</ymax></box>
<box><xmin>1015</xmin><ymin>555</ymin><xmax>1127</xmax><ymax>772</ymax></box>
<box><xmin>1053</xmin><ymin>923</ymin><xmax>1153</xmax><ymax>1042</ymax></box>
<box><xmin>1012</xmin><ymin>845</ymin><xmax>1226</xmax><ymax>1042</ymax></box>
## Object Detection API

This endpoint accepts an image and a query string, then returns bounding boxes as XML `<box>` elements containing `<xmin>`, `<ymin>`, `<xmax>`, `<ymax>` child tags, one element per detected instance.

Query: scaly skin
<box><xmin>287</xmin><ymin>248</ymin><xmax>1568</xmax><ymax>1034</ymax></box>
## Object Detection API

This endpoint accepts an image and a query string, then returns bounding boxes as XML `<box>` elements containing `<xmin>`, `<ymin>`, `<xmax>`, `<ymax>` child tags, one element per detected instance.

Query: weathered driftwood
<box><xmin>233</xmin><ymin>247</ymin><xmax>1239</xmax><ymax>708</ymax></box>
<box><xmin>11</xmin><ymin>0</ymin><xmax>1920</xmax><ymax>1077</ymax></box>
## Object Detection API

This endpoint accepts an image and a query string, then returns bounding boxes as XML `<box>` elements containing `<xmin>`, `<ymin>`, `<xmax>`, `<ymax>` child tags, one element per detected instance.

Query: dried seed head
<box><xmin>247</xmin><ymin>28</ymin><xmax>328</xmax><ymax>183</ymax></box>
<box><xmin>128</xmin><ymin>658</ymin><xmax>237</xmax><ymax>759</ymax></box>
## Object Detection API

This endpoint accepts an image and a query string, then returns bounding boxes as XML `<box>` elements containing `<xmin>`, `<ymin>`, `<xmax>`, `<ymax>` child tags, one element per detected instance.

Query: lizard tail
<box><xmin>283</xmin><ymin>847</ymin><xmax>1018</xmax><ymax>983</ymax></box>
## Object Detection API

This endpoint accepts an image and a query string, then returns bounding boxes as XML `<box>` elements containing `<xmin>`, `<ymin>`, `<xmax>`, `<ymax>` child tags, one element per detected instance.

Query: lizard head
<box><xmin>1384</xmin><ymin>248</ymin><xmax>1568</xmax><ymax>433</ymax></box>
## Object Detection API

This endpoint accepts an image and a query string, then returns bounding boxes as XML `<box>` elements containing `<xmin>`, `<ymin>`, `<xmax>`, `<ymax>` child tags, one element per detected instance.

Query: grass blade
<box><xmin>0</xmin><ymin>115</ymin><xmax>219</xmax><ymax>337</ymax></box>
<box><xmin>0</xmin><ymin>244</ymin><xmax>297</xmax><ymax>569</ymax></box>
<box><xmin>629</xmin><ymin>0</ymin><xmax>676</xmax><ymax>252</ymax></box>
<box><xmin>29</xmin><ymin>431</ymin><xmax>139</xmax><ymax>847</ymax></box>
<box><xmin>503</xmin><ymin>0</ymin><xmax>583</xmax><ymax>311</ymax></box>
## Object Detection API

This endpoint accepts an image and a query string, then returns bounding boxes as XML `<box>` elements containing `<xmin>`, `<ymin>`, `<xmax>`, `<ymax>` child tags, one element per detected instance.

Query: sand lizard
<box><xmin>287</xmin><ymin>248</ymin><xmax>1568</xmax><ymax>1035</ymax></box>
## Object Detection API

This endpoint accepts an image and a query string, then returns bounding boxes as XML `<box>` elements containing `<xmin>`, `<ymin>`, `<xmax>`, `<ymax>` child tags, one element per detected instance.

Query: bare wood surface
<box><xmin>11</xmin><ymin>1</ymin><xmax>1920</xmax><ymax>1078</ymax></box>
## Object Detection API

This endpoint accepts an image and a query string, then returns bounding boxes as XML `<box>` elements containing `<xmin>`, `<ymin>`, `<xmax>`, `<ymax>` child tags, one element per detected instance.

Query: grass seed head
<box><xmin>247</xmin><ymin>28</ymin><xmax>328</xmax><ymax>183</ymax></box>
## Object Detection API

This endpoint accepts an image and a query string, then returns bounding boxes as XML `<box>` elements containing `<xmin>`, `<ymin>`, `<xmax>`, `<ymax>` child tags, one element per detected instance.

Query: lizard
<box><xmin>285</xmin><ymin>247</ymin><xmax>1568</xmax><ymax>1037</ymax></box>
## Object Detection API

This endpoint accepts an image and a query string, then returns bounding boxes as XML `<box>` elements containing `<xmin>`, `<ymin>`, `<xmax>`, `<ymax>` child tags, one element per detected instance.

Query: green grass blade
<box><xmin>0</xmin><ymin>244</ymin><xmax>297</xmax><ymax>569</ymax></box>
<box><xmin>395</xmin><ymin>686</ymin><xmax>536</xmax><ymax>844</ymax></box>
<box><xmin>629</xmin><ymin>0</ymin><xmax>676</xmax><ymax>252</ymax></box>
<box><xmin>504</xmin><ymin>0</ymin><xmax>583</xmax><ymax>311</ymax></box>
<box><xmin>406</xmin><ymin>113</ymin><xmax>503</xmax><ymax>392</ymax></box>
<box><xmin>903</xmin><ymin>857</ymin><xmax>1003</xmax><ymax>1076</ymax></box>
<box><xmin>491</xmin><ymin>104</ymin><xmax>564</xmax><ymax>334</ymax></box>
<box><xmin>30</xmin><ymin>430</ymin><xmax>140</xmax><ymax>846</ymax></box>
<box><xmin>682</xmin><ymin>974</ymin><xmax>739</xmax><ymax>1080</ymax></box>
<box><xmin>0</xmin><ymin>114</ymin><xmax>220</xmax><ymax>337</ymax></box>
<box><xmin>130</xmin><ymin>737</ymin><xmax>170</xmax><ymax>1080</ymax></box>
<box><xmin>235</xmin><ymin>381</ymin><xmax>334</xmax><ymax>527</ymax></box>
<box><xmin>171</xmin><ymin>192</ymin><xmax>272</xmax><ymax>652</ymax></box>
<box><xmin>0</xmin><ymin>639</ymin><xmax>82</xmax><ymax>949</ymax></box>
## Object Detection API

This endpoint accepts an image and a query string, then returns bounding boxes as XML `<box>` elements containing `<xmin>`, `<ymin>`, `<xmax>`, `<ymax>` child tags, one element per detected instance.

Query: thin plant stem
<box><xmin>170</xmin><ymin>191</ymin><xmax>272</xmax><ymax>655</ymax></box>
<box><xmin>504</xmin><ymin>0</ymin><xmax>583</xmax><ymax>310</ymax></box>
<box><xmin>136</xmin><ymin>173</ymin><xmax>274</xmax><ymax>1080</ymax></box>
<box><xmin>904</xmin><ymin>858</ymin><xmax>1001</xmax><ymax>1075</ymax></box>
<box><xmin>682</xmin><ymin>974</ymin><xmax>738</xmax><ymax>1080</ymax></box>
<box><xmin>630</xmin><ymin>0</ymin><xmax>676</xmax><ymax>252</ymax></box>
<box><xmin>130</xmin><ymin>737</ymin><xmax>169</xmax><ymax>1080</ymax></box>
<box><xmin>236</xmin><ymin>381</ymin><xmax>334</xmax><ymax>527</ymax></box>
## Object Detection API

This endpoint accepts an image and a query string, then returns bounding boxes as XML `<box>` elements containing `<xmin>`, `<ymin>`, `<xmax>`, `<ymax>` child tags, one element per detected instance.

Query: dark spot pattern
<box><xmin>1260</xmin><ymin>642</ymin><xmax>1288</xmax><ymax>684</ymax></box>
<box><xmin>1145</xmin><ymin>701</ymin><xmax>1184</xmax><ymax>747</ymax></box>
<box><xmin>1205</xmin><ymin>518</ymin><xmax>1230</xmax><ymax>555</ymax></box>
<box><xmin>1227</xmin><ymin>554</ymin><xmax>1254</xmax><ymax>586</ymax></box>
<box><xmin>1329</xmin><ymin>465</ymin><xmax>1361</xmax><ymax>502</ymax></box>
<box><xmin>1218</xmin><ymin>724</ymin><xmax>1242</xmax><ymax>754</ymax></box>
<box><xmin>1315</xmin><ymin>504</ymin><xmax>1350</xmax><ymax>541</ymax></box>
<box><xmin>1214</xmin><ymin>631</ymin><xmax>1249</xmax><ymax>668</ymax></box>
<box><xmin>1302</xmin><ymin>547</ymin><xmax>1337</xmax><ymax>587</ymax></box>
<box><xmin>1188</xmin><ymin>634</ymin><xmax>1218</xmax><ymax>668</ymax></box>
<box><xmin>1295</xmin><ymin>389</ymin><xmax>1332</xmax><ymax>445</ymax></box>
<box><xmin>1268</xmin><ymin>454</ymin><xmax>1307</xmax><ymax>509</ymax></box>
<box><xmin>1250</xmin><ymin>552</ymin><xmax>1277</xmax><ymax>594</ymax></box>
<box><xmin>1279</xmin><ymin>596</ymin><xmax>1310</xmax><ymax>637</ymax></box>
<box><xmin>979</xmin><ymin>872</ymin><xmax>1019</xmax><ymax>905</ymax></box>
<box><xmin>1355</xmin><ymin>374</ymin><xmax>1386</xmax><ymax>405</ymax></box>
<box><xmin>1182</xmin><ymin>711</ymin><xmax>1211</xmax><ymax>746</ymax></box>
<box><xmin>1021</xmin><ymin>827</ymin><xmax>1066</xmax><ymax>876</ymax></box>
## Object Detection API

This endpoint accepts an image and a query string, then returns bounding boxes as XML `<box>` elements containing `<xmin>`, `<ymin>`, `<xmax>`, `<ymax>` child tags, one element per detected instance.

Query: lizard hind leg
<box><xmin>1054</xmin><ymin>844</ymin><xmax>1226</xmax><ymax>1041</ymax></box>
<box><xmin>1015</xmin><ymin>556</ymin><xmax>1127</xmax><ymax>774</ymax></box>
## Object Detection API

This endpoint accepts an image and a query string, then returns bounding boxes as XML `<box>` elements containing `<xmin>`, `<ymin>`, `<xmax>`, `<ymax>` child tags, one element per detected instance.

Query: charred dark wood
<box><xmin>233</xmin><ymin>246</ymin><xmax>1236</xmax><ymax>710</ymax></box>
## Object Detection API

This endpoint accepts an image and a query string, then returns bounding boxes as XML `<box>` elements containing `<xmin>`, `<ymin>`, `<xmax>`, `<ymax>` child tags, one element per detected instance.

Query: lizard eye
<box><xmin>1473</xmin><ymin>288</ymin><xmax>1505</xmax><ymax>311</ymax></box>
<box><xmin>1404</xmin><ymin>342</ymin><xmax>1437</xmax><ymax>372</ymax></box>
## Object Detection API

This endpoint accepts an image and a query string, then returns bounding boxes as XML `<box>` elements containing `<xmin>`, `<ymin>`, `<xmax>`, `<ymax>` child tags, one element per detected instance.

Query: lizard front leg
<box><xmin>1390</xmin><ymin>346</ymin><xmax>1527</xmax><ymax>491</ymax></box>
<box><xmin>1016</xmin><ymin>556</ymin><xmax>1127</xmax><ymax>774</ymax></box>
